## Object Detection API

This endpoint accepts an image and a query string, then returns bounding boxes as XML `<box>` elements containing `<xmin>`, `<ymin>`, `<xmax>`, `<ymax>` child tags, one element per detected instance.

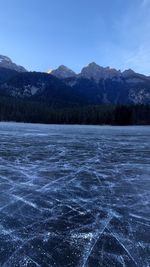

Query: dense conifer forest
<box><xmin>0</xmin><ymin>96</ymin><xmax>149</xmax><ymax>125</ymax></box>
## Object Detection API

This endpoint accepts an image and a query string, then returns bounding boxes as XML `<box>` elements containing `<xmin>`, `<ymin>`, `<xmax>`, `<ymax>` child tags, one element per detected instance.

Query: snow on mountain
<box><xmin>0</xmin><ymin>55</ymin><xmax>27</xmax><ymax>72</ymax></box>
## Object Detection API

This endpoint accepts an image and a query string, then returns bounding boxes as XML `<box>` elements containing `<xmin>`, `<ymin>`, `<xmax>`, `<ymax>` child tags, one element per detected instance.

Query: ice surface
<box><xmin>0</xmin><ymin>123</ymin><xmax>150</xmax><ymax>267</ymax></box>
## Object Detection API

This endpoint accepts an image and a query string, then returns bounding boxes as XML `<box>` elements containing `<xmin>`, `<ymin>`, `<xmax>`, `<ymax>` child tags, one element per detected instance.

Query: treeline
<box><xmin>0</xmin><ymin>96</ymin><xmax>150</xmax><ymax>125</ymax></box>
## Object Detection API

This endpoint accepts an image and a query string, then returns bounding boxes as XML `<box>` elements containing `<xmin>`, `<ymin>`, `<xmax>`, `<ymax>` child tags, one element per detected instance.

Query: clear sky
<box><xmin>0</xmin><ymin>0</ymin><xmax>150</xmax><ymax>74</ymax></box>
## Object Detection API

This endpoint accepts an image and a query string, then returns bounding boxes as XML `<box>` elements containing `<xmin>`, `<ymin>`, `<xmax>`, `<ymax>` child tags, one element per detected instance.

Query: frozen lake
<box><xmin>0</xmin><ymin>123</ymin><xmax>150</xmax><ymax>267</ymax></box>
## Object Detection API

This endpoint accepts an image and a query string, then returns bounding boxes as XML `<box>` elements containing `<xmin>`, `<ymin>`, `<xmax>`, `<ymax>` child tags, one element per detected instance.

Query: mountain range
<box><xmin>0</xmin><ymin>55</ymin><xmax>150</xmax><ymax>106</ymax></box>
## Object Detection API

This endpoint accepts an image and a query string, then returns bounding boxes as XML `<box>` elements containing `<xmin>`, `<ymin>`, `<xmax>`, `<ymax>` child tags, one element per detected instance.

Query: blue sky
<box><xmin>0</xmin><ymin>0</ymin><xmax>150</xmax><ymax>74</ymax></box>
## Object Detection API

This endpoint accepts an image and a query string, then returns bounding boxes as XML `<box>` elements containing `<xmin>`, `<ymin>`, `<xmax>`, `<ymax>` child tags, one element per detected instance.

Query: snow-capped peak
<box><xmin>0</xmin><ymin>55</ymin><xmax>13</xmax><ymax>63</ymax></box>
<box><xmin>0</xmin><ymin>55</ymin><xmax>27</xmax><ymax>72</ymax></box>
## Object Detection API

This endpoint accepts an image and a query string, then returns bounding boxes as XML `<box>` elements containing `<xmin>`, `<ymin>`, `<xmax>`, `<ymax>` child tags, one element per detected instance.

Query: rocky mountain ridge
<box><xmin>0</xmin><ymin>55</ymin><xmax>26</xmax><ymax>72</ymax></box>
<box><xmin>50</xmin><ymin>62</ymin><xmax>150</xmax><ymax>82</ymax></box>
<box><xmin>0</xmin><ymin>55</ymin><xmax>150</xmax><ymax>105</ymax></box>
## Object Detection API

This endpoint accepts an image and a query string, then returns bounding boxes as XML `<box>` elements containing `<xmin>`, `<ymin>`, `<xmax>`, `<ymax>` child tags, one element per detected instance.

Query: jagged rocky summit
<box><xmin>0</xmin><ymin>55</ymin><xmax>150</xmax><ymax>105</ymax></box>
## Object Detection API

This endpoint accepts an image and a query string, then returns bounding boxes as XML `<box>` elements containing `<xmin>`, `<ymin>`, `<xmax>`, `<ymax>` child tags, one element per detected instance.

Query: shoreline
<box><xmin>0</xmin><ymin>121</ymin><xmax>150</xmax><ymax>127</ymax></box>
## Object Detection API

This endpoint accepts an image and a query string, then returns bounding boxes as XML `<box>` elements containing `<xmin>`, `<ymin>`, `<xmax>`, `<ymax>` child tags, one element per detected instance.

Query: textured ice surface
<box><xmin>0</xmin><ymin>123</ymin><xmax>150</xmax><ymax>267</ymax></box>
